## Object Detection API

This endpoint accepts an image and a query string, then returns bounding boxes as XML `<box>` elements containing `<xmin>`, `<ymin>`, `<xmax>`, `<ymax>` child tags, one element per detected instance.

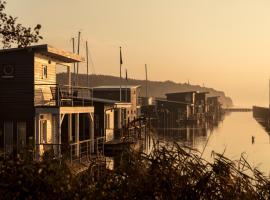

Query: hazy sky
<box><xmin>6</xmin><ymin>0</ymin><xmax>270</xmax><ymax>107</ymax></box>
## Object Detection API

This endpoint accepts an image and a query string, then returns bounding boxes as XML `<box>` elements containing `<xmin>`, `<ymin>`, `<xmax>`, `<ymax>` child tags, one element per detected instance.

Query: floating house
<box><xmin>92</xmin><ymin>85</ymin><xmax>141</xmax><ymax>123</ymax></box>
<box><xmin>194</xmin><ymin>92</ymin><xmax>209</xmax><ymax>120</ymax></box>
<box><xmin>0</xmin><ymin>44</ymin><xmax>98</xmax><ymax>161</ymax></box>
<box><xmin>92</xmin><ymin>98</ymin><xmax>131</xmax><ymax>142</ymax></box>
<box><xmin>165</xmin><ymin>91</ymin><xmax>197</xmax><ymax>119</ymax></box>
<box><xmin>155</xmin><ymin>98</ymin><xmax>192</xmax><ymax>127</ymax></box>
<box><xmin>206</xmin><ymin>96</ymin><xmax>222</xmax><ymax>120</ymax></box>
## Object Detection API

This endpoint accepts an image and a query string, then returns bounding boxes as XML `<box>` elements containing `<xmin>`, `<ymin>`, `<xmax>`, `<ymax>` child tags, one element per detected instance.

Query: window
<box><xmin>40</xmin><ymin>120</ymin><xmax>47</xmax><ymax>143</ymax></box>
<box><xmin>105</xmin><ymin>114</ymin><xmax>110</xmax><ymax>129</ymax></box>
<box><xmin>42</xmin><ymin>65</ymin><xmax>48</xmax><ymax>79</ymax></box>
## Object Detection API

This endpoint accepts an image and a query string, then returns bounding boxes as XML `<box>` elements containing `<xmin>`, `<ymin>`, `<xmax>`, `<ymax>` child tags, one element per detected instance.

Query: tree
<box><xmin>0</xmin><ymin>0</ymin><xmax>42</xmax><ymax>48</ymax></box>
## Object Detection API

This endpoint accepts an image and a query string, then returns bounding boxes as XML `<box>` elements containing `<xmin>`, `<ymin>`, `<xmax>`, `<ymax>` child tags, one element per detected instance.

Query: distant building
<box><xmin>92</xmin><ymin>85</ymin><xmax>141</xmax><ymax>123</ymax></box>
<box><xmin>206</xmin><ymin>96</ymin><xmax>221</xmax><ymax>116</ymax></box>
<box><xmin>155</xmin><ymin>98</ymin><xmax>192</xmax><ymax>127</ymax></box>
<box><xmin>195</xmin><ymin>92</ymin><xmax>209</xmax><ymax>116</ymax></box>
<box><xmin>165</xmin><ymin>91</ymin><xmax>197</xmax><ymax>118</ymax></box>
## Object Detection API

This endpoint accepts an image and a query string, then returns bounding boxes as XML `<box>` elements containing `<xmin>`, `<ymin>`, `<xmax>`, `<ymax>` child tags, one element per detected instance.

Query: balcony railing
<box><xmin>35</xmin><ymin>137</ymin><xmax>105</xmax><ymax>164</ymax></box>
<box><xmin>35</xmin><ymin>84</ymin><xmax>93</xmax><ymax>107</ymax></box>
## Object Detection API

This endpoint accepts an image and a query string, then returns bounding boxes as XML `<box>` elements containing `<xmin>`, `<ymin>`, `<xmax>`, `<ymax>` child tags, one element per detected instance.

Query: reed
<box><xmin>0</xmin><ymin>144</ymin><xmax>269</xmax><ymax>199</ymax></box>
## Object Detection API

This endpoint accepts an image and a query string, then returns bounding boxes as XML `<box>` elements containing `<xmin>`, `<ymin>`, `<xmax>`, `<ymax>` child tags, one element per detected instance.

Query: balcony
<box><xmin>35</xmin><ymin>84</ymin><xmax>93</xmax><ymax>107</ymax></box>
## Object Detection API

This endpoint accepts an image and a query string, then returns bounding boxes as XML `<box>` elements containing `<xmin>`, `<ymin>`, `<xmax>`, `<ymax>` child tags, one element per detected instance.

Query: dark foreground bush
<box><xmin>0</xmin><ymin>144</ymin><xmax>270</xmax><ymax>199</ymax></box>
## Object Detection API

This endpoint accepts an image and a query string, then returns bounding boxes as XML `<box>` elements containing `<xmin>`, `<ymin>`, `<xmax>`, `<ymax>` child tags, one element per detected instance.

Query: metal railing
<box><xmin>35</xmin><ymin>137</ymin><xmax>105</xmax><ymax>164</ymax></box>
<box><xmin>34</xmin><ymin>84</ymin><xmax>93</xmax><ymax>107</ymax></box>
<box><xmin>69</xmin><ymin>137</ymin><xmax>105</xmax><ymax>164</ymax></box>
<box><xmin>70</xmin><ymin>139</ymin><xmax>92</xmax><ymax>163</ymax></box>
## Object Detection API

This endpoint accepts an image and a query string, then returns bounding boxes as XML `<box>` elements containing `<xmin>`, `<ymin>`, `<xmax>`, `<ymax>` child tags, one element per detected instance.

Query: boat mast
<box><xmin>145</xmin><ymin>64</ymin><xmax>148</xmax><ymax>97</ymax></box>
<box><xmin>76</xmin><ymin>31</ymin><xmax>81</xmax><ymax>86</ymax></box>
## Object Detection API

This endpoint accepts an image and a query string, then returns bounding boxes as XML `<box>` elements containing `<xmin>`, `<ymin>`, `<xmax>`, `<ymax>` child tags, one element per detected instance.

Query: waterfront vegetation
<box><xmin>0</xmin><ymin>144</ymin><xmax>270</xmax><ymax>199</ymax></box>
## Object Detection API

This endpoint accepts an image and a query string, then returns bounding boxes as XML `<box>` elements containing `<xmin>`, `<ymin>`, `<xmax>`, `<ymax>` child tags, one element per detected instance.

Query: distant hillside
<box><xmin>57</xmin><ymin>73</ymin><xmax>233</xmax><ymax>107</ymax></box>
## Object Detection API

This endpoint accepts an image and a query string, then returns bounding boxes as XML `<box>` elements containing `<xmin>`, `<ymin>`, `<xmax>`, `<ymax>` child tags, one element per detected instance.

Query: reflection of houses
<box><xmin>0</xmin><ymin>44</ymin><xmax>99</xmax><ymax>161</ymax></box>
<box><xmin>155</xmin><ymin>123</ymin><xmax>208</xmax><ymax>148</ymax></box>
<box><xmin>92</xmin><ymin>85</ymin><xmax>141</xmax><ymax>123</ymax></box>
<box><xmin>92</xmin><ymin>98</ymin><xmax>131</xmax><ymax>142</ymax></box>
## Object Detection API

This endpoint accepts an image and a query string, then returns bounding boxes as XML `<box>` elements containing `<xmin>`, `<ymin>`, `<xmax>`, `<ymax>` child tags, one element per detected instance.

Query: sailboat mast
<box><xmin>72</xmin><ymin>37</ymin><xmax>76</xmax><ymax>86</ymax></box>
<box><xmin>76</xmin><ymin>31</ymin><xmax>81</xmax><ymax>86</ymax></box>
<box><xmin>86</xmin><ymin>41</ymin><xmax>89</xmax><ymax>87</ymax></box>
<box><xmin>145</xmin><ymin>64</ymin><xmax>148</xmax><ymax>97</ymax></box>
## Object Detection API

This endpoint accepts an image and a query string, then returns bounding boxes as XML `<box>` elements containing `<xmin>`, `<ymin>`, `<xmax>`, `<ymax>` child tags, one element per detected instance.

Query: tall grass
<box><xmin>0</xmin><ymin>144</ymin><xmax>270</xmax><ymax>199</ymax></box>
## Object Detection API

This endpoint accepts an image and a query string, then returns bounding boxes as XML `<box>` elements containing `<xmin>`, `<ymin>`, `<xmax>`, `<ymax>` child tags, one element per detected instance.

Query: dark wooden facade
<box><xmin>0</xmin><ymin>50</ymin><xmax>35</xmax><ymax>154</ymax></box>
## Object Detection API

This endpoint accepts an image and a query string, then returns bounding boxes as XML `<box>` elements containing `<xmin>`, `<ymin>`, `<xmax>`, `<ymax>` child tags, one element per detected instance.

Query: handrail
<box><xmin>35</xmin><ymin>137</ymin><xmax>105</xmax><ymax>164</ymax></box>
<box><xmin>34</xmin><ymin>83</ymin><xmax>93</xmax><ymax>107</ymax></box>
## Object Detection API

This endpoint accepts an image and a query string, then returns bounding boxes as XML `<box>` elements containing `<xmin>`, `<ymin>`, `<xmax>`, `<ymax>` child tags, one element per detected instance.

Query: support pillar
<box><xmin>75</xmin><ymin>113</ymin><xmax>80</xmax><ymax>157</ymax></box>
<box><xmin>90</xmin><ymin>112</ymin><xmax>95</xmax><ymax>153</ymax></box>
<box><xmin>68</xmin><ymin>114</ymin><xmax>72</xmax><ymax>142</ymax></box>
<box><xmin>58</xmin><ymin>114</ymin><xmax>62</xmax><ymax>158</ymax></box>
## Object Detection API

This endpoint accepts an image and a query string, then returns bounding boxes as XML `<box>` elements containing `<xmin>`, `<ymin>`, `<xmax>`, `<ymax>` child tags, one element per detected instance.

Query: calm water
<box><xmin>151</xmin><ymin>112</ymin><xmax>270</xmax><ymax>174</ymax></box>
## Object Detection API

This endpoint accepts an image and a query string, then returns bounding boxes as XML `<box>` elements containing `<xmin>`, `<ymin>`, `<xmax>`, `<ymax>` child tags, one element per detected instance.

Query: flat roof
<box><xmin>165</xmin><ymin>91</ymin><xmax>198</xmax><ymax>96</ymax></box>
<box><xmin>0</xmin><ymin>44</ymin><xmax>84</xmax><ymax>63</ymax></box>
<box><xmin>207</xmin><ymin>96</ymin><xmax>220</xmax><ymax>99</ymax></box>
<box><xmin>155</xmin><ymin>98</ymin><xmax>192</xmax><ymax>105</ymax></box>
<box><xmin>93</xmin><ymin>85</ymin><xmax>141</xmax><ymax>90</ymax></box>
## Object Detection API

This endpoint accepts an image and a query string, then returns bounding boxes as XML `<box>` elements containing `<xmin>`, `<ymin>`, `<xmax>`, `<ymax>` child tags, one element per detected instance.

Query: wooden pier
<box><xmin>224</xmin><ymin>108</ymin><xmax>252</xmax><ymax>112</ymax></box>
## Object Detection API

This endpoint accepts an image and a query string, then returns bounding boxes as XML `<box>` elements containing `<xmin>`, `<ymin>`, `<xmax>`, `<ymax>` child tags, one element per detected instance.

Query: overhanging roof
<box><xmin>0</xmin><ymin>44</ymin><xmax>84</xmax><ymax>63</ymax></box>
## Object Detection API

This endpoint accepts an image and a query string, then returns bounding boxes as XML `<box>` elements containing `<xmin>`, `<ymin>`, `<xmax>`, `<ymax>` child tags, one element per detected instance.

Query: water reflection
<box><xmin>153</xmin><ymin>112</ymin><xmax>270</xmax><ymax>174</ymax></box>
<box><xmin>154</xmin><ymin>114</ymin><xmax>224</xmax><ymax>149</ymax></box>
<box><xmin>106</xmin><ymin>112</ymin><xmax>270</xmax><ymax>174</ymax></box>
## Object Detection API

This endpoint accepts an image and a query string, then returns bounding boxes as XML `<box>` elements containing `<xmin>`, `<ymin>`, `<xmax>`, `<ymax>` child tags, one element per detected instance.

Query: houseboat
<box><xmin>0</xmin><ymin>44</ymin><xmax>100</xmax><ymax>162</ymax></box>
<box><xmin>92</xmin><ymin>85</ymin><xmax>141</xmax><ymax>123</ymax></box>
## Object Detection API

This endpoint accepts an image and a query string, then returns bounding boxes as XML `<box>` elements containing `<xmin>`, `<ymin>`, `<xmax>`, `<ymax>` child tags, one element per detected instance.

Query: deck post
<box><xmin>58</xmin><ymin>114</ymin><xmax>62</xmax><ymax>159</ymax></box>
<box><xmin>75</xmin><ymin>113</ymin><xmax>80</xmax><ymax>157</ymax></box>
<box><xmin>35</xmin><ymin>114</ymin><xmax>40</xmax><ymax>160</ymax></box>
<box><xmin>68</xmin><ymin>114</ymin><xmax>72</xmax><ymax>142</ymax></box>
<box><xmin>88</xmin><ymin>112</ymin><xmax>95</xmax><ymax>154</ymax></box>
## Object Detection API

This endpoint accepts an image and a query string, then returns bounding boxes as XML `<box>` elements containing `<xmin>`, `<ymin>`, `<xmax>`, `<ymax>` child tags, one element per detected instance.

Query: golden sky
<box><xmin>7</xmin><ymin>0</ymin><xmax>270</xmax><ymax>107</ymax></box>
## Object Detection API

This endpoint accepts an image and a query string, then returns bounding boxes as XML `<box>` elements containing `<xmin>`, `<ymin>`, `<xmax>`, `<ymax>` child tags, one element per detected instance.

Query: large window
<box><xmin>42</xmin><ymin>65</ymin><xmax>48</xmax><ymax>79</ymax></box>
<box><xmin>105</xmin><ymin>114</ymin><xmax>110</xmax><ymax>129</ymax></box>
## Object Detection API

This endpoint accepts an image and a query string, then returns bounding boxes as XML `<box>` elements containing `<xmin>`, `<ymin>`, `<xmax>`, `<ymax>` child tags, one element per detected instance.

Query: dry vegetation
<box><xmin>0</xmin><ymin>144</ymin><xmax>270</xmax><ymax>199</ymax></box>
